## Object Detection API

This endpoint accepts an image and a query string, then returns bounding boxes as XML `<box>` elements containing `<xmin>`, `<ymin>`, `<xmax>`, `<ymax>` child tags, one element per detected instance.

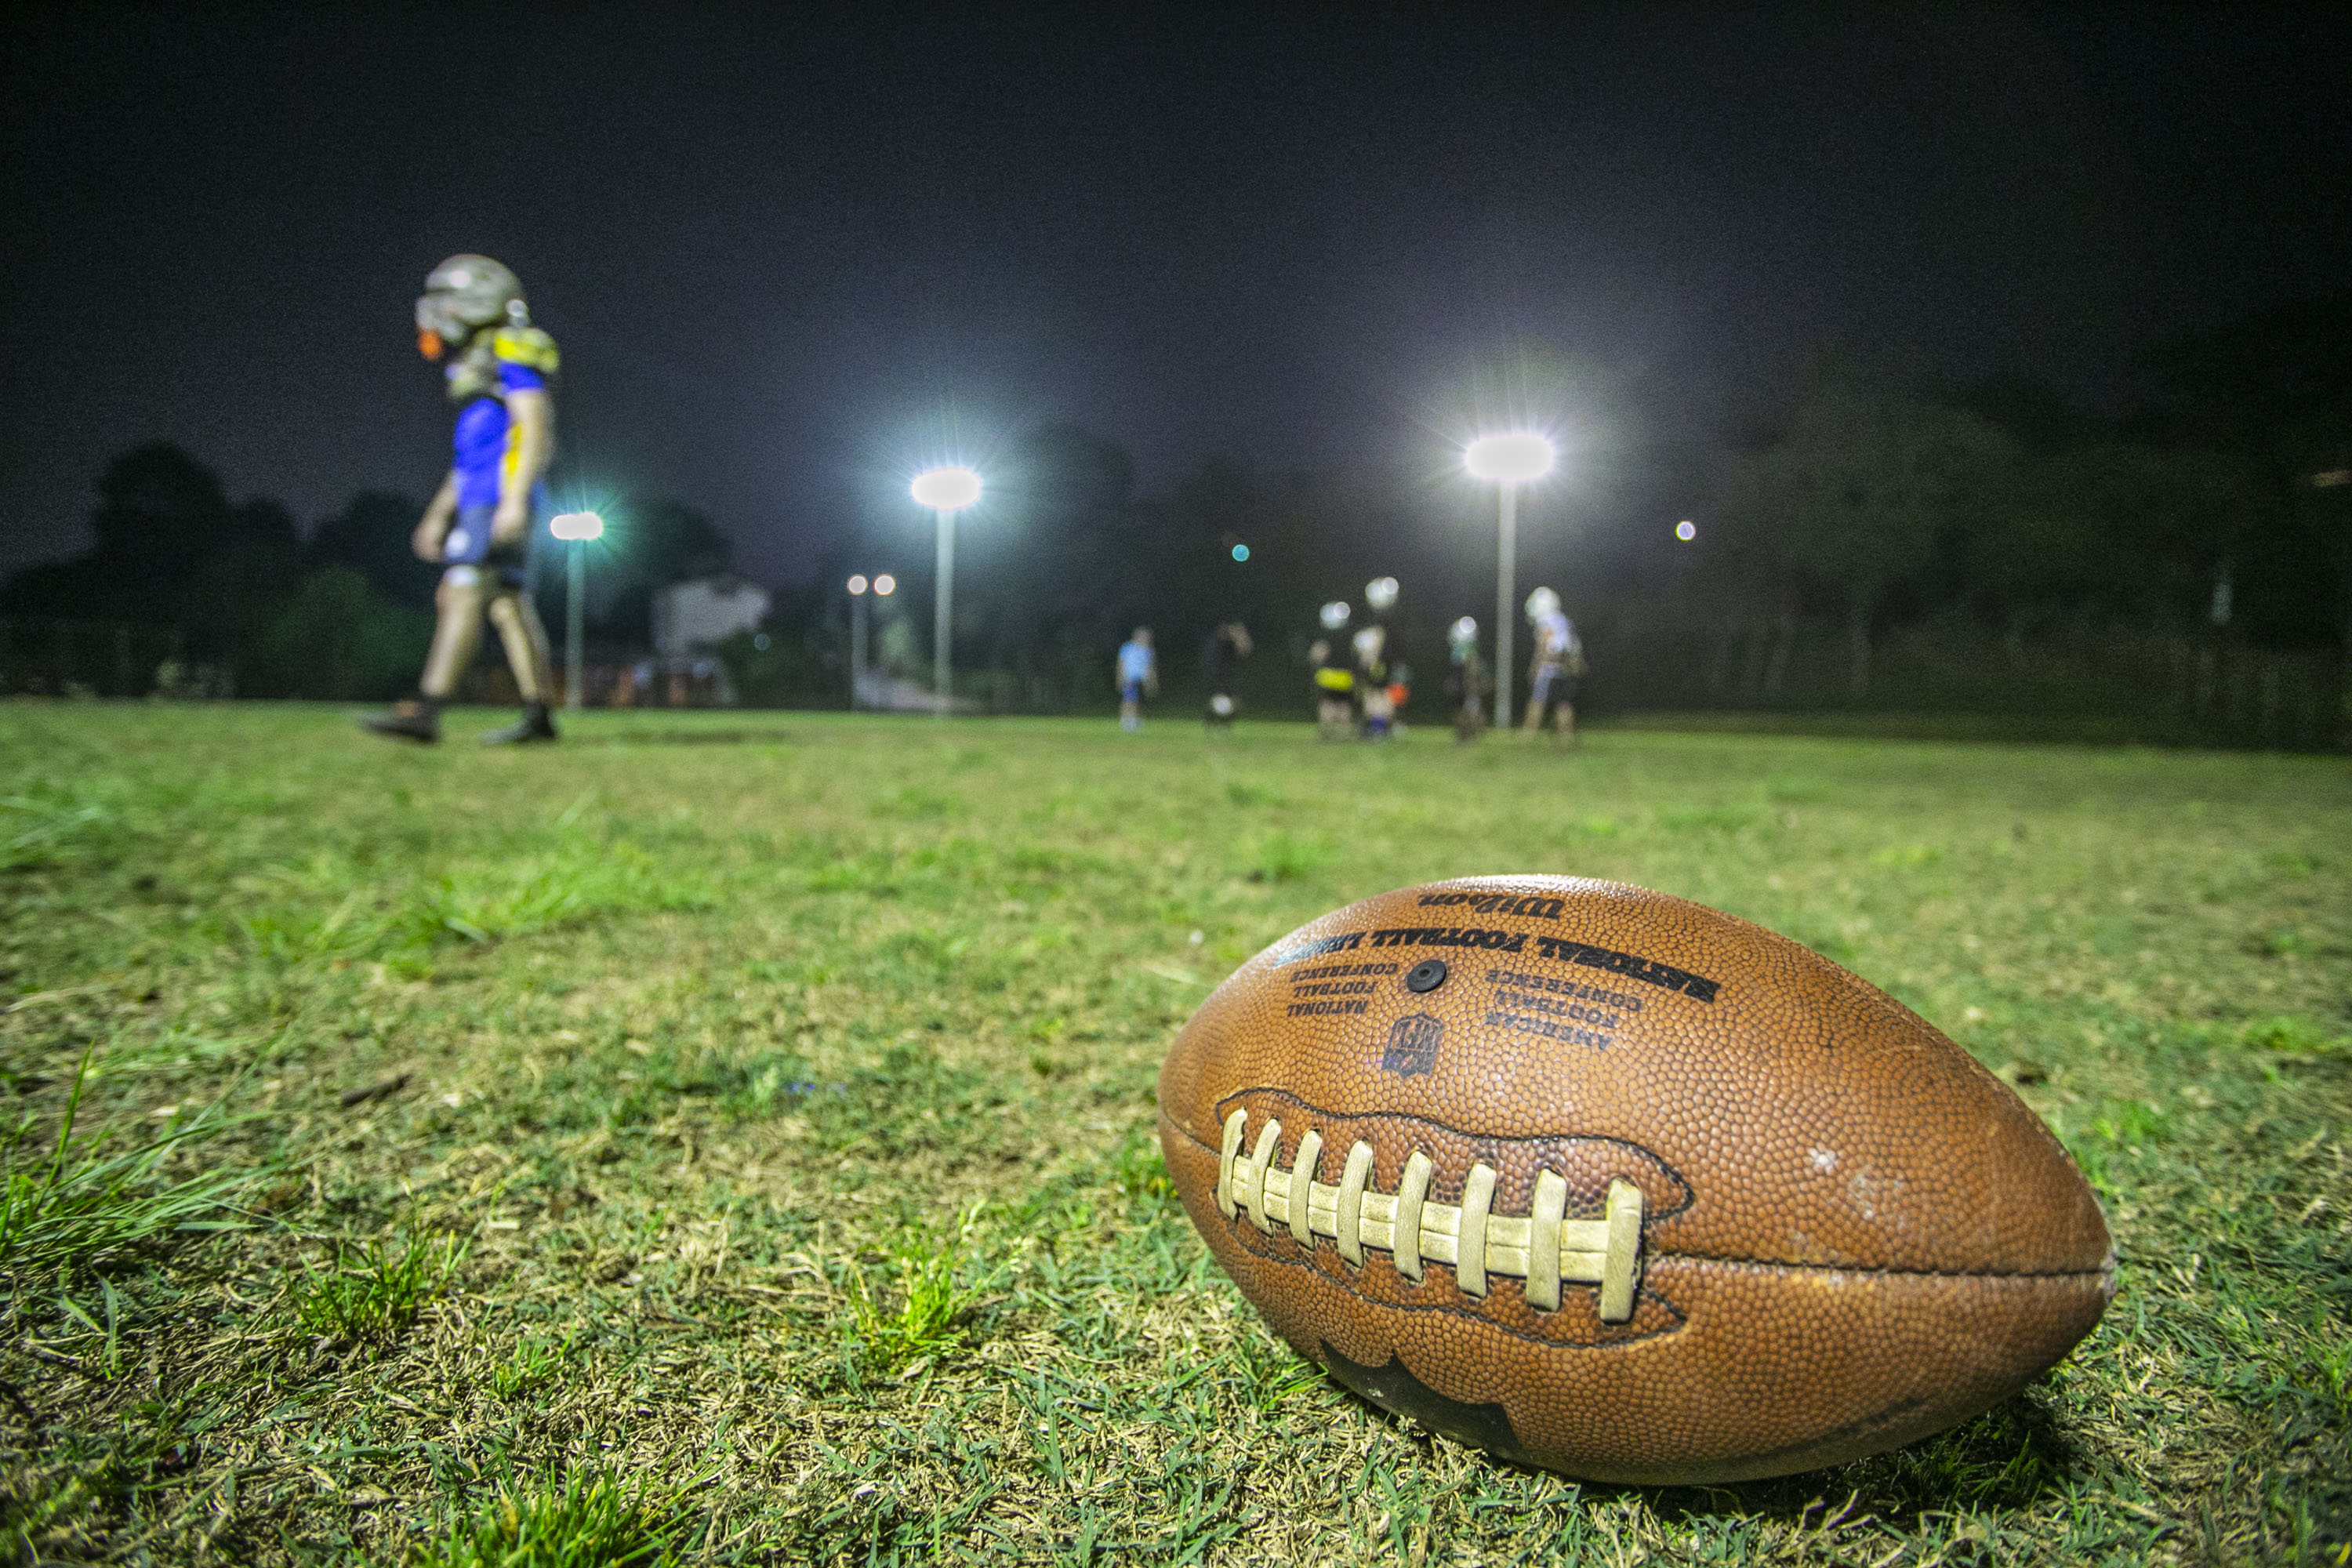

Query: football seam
<box><xmin>1647</xmin><ymin>1254</ymin><xmax>2117</xmax><ymax>1283</ymax></box>
<box><xmin>1233</xmin><ymin>1244</ymin><xmax>1693</xmax><ymax>1348</ymax></box>
<box><xmin>1163</xmin><ymin>1110</ymin><xmax>2115</xmax><ymax>1283</ymax></box>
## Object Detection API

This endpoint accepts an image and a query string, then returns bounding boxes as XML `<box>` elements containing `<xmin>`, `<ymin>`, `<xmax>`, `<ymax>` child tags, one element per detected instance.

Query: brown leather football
<box><xmin>1157</xmin><ymin>876</ymin><xmax>2114</xmax><ymax>1484</ymax></box>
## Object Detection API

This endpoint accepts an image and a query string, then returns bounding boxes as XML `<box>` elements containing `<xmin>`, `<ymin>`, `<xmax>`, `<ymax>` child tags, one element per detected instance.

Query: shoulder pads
<box><xmin>492</xmin><ymin>327</ymin><xmax>561</xmax><ymax>375</ymax></box>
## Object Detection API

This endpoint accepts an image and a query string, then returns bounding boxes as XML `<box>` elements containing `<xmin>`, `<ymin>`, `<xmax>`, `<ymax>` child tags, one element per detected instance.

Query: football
<box><xmin>1157</xmin><ymin>876</ymin><xmax>2115</xmax><ymax>1484</ymax></box>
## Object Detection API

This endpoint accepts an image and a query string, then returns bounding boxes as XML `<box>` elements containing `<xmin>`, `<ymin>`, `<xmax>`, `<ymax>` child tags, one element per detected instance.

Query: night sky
<box><xmin>4</xmin><ymin>5</ymin><xmax>2347</xmax><ymax>585</ymax></box>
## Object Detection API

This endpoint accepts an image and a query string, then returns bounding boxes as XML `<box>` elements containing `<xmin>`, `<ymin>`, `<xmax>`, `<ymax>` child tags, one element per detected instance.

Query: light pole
<box><xmin>847</xmin><ymin>575</ymin><xmax>869</xmax><ymax>710</ymax></box>
<box><xmin>911</xmin><ymin>466</ymin><xmax>982</xmax><ymax>716</ymax></box>
<box><xmin>845</xmin><ymin>572</ymin><xmax>896</xmax><ymax>710</ymax></box>
<box><xmin>549</xmin><ymin>511</ymin><xmax>604</xmax><ymax>712</ymax></box>
<box><xmin>1465</xmin><ymin>434</ymin><xmax>1555</xmax><ymax>730</ymax></box>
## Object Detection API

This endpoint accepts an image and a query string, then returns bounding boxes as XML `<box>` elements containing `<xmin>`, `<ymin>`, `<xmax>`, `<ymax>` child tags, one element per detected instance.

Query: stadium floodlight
<box><xmin>1465</xmin><ymin>433</ymin><xmax>1557</xmax><ymax>728</ymax></box>
<box><xmin>1319</xmin><ymin>601</ymin><xmax>1351</xmax><ymax>631</ymax></box>
<box><xmin>911</xmin><ymin>466</ymin><xmax>982</xmax><ymax>513</ymax></box>
<box><xmin>1366</xmin><ymin>576</ymin><xmax>1399</xmax><ymax>613</ymax></box>
<box><xmin>1465</xmin><ymin>433</ymin><xmax>1555</xmax><ymax>485</ymax></box>
<box><xmin>912</xmin><ymin>467</ymin><xmax>983</xmax><ymax>714</ymax></box>
<box><xmin>848</xmin><ymin>574</ymin><xmax>869</xmax><ymax>595</ymax></box>
<box><xmin>548</xmin><ymin>512</ymin><xmax>604</xmax><ymax>712</ymax></box>
<box><xmin>873</xmin><ymin>574</ymin><xmax>896</xmax><ymax>595</ymax></box>
<box><xmin>1676</xmin><ymin>520</ymin><xmax>1697</xmax><ymax>542</ymax></box>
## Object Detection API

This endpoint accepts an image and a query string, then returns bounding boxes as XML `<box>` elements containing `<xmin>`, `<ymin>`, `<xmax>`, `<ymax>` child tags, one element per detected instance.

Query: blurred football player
<box><xmin>1312</xmin><ymin>603</ymin><xmax>1354</xmax><ymax>740</ymax></box>
<box><xmin>1305</xmin><ymin>639</ymin><xmax>1349</xmax><ymax>739</ymax></box>
<box><xmin>1116</xmin><ymin>626</ymin><xmax>1157</xmax><ymax>731</ymax></box>
<box><xmin>1523</xmin><ymin>586</ymin><xmax>1585</xmax><ymax>743</ymax></box>
<box><xmin>1202</xmin><ymin>622</ymin><xmax>1251</xmax><ymax>727</ymax></box>
<box><xmin>1446</xmin><ymin>616</ymin><xmax>1488</xmax><ymax>742</ymax></box>
<box><xmin>1353</xmin><ymin>623</ymin><xmax>1392</xmax><ymax>739</ymax></box>
<box><xmin>361</xmin><ymin>255</ymin><xmax>561</xmax><ymax>745</ymax></box>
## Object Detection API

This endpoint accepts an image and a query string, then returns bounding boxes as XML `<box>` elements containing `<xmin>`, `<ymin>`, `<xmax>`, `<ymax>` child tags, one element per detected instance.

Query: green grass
<box><xmin>288</xmin><ymin>1232</ymin><xmax>467</xmax><ymax>1345</ymax></box>
<box><xmin>0</xmin><ymin>702</ymin><xmax>2347</xmax><ymax>1563</ymax></box>
<box><xmin>0</xmin><ymin>1049</ymin><xmax>257</xmax><ymax>1276</ymax></box>
<box><xmin>408</xmin><ymin>1466</ymin><xmax>691</xmax><ymax>1568</ymax></box>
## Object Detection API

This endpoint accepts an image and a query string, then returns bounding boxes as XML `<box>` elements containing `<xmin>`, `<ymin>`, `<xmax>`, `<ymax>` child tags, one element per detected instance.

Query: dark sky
<box><xmin>3</xmin><ymin>5</ymin><xmax>2347</xmax><ymax>584</ymax></box>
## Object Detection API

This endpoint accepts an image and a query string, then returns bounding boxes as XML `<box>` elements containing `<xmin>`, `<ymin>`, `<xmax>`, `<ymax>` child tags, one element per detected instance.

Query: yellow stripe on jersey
<box><xmin>492</xmin><ymin>326</ymin><xmax>561</xmax><ymax>373</ymax></box>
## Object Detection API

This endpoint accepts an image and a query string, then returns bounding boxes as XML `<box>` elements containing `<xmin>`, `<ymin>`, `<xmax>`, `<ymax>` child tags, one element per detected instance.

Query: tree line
<box><xmin>0</xmin><ymin>447</ymin><xmax>742</xmax><ymax>701</ymax></box>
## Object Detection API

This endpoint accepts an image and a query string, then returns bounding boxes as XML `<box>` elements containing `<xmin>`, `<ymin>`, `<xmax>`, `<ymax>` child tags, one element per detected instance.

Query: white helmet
<box><xmin>1525</xmin><ymin>586</ymin><xmax>1560</xmax><ymax>622</ymax></box>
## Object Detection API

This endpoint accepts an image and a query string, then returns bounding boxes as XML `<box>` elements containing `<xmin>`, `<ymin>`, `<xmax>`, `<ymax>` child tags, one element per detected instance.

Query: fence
<box><xmin>0</xmin><ymin>619</ymin><xmax>212</xmax><ymax>699</ymax></box>
<box><xmin>1579</xmin><ymin>606</ymin><xmax>2348</xmax><ymax>752</ymax></box>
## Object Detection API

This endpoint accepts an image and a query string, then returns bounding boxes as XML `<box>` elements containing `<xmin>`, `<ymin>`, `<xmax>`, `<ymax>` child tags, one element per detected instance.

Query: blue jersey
<box><xmin>1117</xmin><ymin>640</ymin><xmax>1155</xmax><ymax>684</ymax></box>
<box><xmin>450</xmin><ymin>328</ymin><xmax>558</xmax><ymax>510</ymax></box>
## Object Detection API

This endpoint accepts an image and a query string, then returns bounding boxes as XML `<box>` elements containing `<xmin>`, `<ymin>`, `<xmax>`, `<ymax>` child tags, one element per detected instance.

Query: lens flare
<box><xmin>848</xmin><ymin>574</ymin><xmax>869</xmax><ymax>595</ymax></box>
<box><xmin>1232</xmin><ymin>543</ymin><xmax>1250</xmax><ymax>562</ymax></box>
<box><xmin>1676</xmin><ymin>521</ymin><xmax>1697</xmax><ymax>542</ymax></box>
<box><xmin>873</xmin><ymin>574</ymin><xmax>897</xmax><ymax>596</ymax></box>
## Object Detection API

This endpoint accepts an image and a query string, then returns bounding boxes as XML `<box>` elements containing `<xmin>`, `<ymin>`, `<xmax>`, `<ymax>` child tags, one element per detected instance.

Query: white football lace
<box><xmin>1218</xmin><ymin>1108</ymin><xmax>1645</xmax><ymax>1322</ymax></box>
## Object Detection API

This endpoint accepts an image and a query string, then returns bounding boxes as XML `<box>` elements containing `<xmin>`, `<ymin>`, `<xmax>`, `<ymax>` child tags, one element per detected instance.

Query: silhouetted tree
<box><xmin>0</xmin><ymin>443</ymin><xmax>236</xmax><ymax>626</ymax></box>
<box><xmin>1725</xmin><ymin>368</ymin><xmax>2015</xmax><ymax>693</ymax></box>
<box><xmin>188</xmin><ymin>499</ymin><xmax>305</xmax><ymax>659</ymax></box>
<box><xmin>2150</xmin><ymin>292</ymin><xmax>2352</xmax><ymax>664</ymax></box>
<box><xmin>248</xmin><ymin>566</ymin><xmax>432</xmax><ymax>699</ymax></box>
<box><xmin>1963</xmin><ymin>445</ymin><xmax>2260</xmax><ymax>639</ymax></box>
<box><xmin>310</xmin><ymin>490</ymin><xmax>437</xmax><ymax>608</ymax></box>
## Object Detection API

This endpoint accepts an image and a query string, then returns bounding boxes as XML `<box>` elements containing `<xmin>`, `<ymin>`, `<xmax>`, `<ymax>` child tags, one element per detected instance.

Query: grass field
<box><xmin>2</xmin><ymin>703</ymin><xmax>2347</xmax><ymax>1566</ymax></box>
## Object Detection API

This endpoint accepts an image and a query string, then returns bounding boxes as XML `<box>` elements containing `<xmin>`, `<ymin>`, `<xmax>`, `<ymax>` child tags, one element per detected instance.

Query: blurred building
<box><xmin>653</xmin><ymin>575</ymin><xmax>770</xmax><ymax>661</ymax></box>
<box><xmin>650</xmin><ymin>575</ymin><xmax>770</xmax><ymax>705</ymax></box>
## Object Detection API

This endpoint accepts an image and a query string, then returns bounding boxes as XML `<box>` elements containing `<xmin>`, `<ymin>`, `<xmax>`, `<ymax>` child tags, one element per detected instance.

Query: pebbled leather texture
<box><xmin>1157</xmin><ymin>877</ymin><xmax>2116</xmax><ymax>1484</ymax></box>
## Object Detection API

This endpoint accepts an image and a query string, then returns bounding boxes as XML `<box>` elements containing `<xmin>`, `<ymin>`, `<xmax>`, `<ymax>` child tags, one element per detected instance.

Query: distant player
<box><xmin>1446</xmin><ymin>616</ymin><xmax>1487</xmax><ymax>742</ymax></box>
<box><xmin>1523</xmin><ymin>586</ymin><xmax>1585</xmax><ymax>743</ymax></box>
<box><xmin>1353</xmin><ymin>623</ymin><xmax>1392</xmax><ymax>739</ymax></box>
<box><xmin>361</xmin><ymin>255</ymin><xmax>561</xmax><ymax>745</ymax></box>
<box><xmin>1116</xmin><ymin>627</ymin><xmax>1157</xmax><ymax>731</ymax></box>
<box><xmin>1202</xmin><ymin>622</ymin><xmax>1251</xmax><ymax>727</ymax></box>
<box><xmin>1310</xmin><ymin>637</ymin><xmax>1353</xmax><ymax>740</ymax></box>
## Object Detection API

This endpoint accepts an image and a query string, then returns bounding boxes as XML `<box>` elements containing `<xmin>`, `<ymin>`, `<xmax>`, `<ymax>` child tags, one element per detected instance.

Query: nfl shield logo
<box><xmin>1382</xmin><ymin>1013</ymin><xmax>1443</xmax><ymax>1076</ymax></box>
